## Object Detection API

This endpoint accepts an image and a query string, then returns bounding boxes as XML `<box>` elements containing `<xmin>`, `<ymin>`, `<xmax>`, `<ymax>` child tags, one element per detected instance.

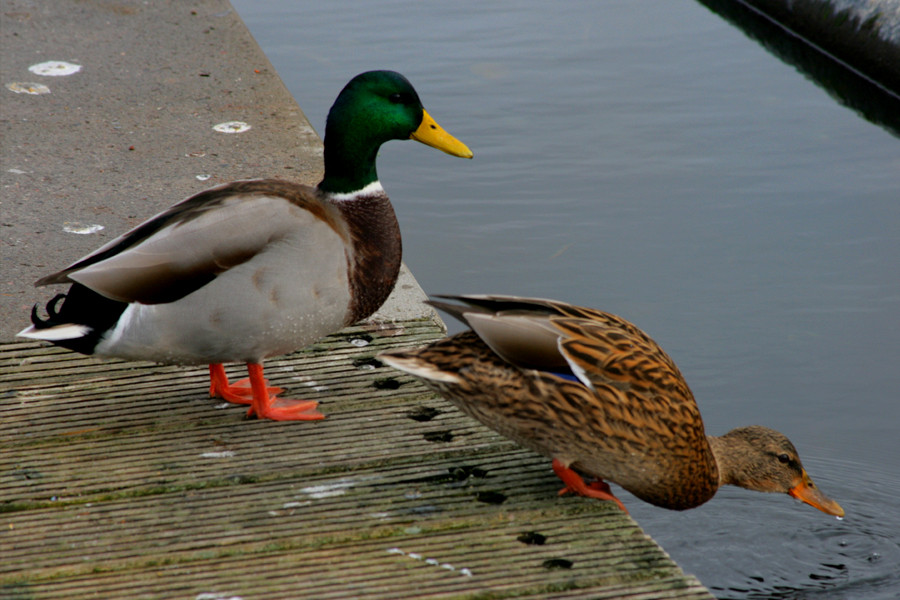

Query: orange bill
<box><xmin>789</xmin><ymin>470</ymin><xmax>844</xmax><ymax>517</ymax></box>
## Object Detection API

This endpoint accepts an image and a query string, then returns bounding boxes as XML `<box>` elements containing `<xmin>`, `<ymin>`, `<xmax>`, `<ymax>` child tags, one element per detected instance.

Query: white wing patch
<box><xmin>559</xmin><ymin>337</ymin><xmax>596</xmax><ymax>390</ymax></box>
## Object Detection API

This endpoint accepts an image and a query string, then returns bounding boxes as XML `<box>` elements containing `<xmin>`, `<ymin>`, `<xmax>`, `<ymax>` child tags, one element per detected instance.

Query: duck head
<box><xmin>320</xmin><ymin>70</ymin><xmax>472</xmax><ymax>194</ymax></box>
<box><xmin>711</xmin><ymin>425</ymin><xmax>844</xmax><ymax>517</ymax></box>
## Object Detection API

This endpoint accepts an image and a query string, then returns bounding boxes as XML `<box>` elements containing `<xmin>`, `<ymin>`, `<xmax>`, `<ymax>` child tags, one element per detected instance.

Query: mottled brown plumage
<box><xmin>379</xmin><ymin>294</ymin><xmax>844</xmax><ymax>516</ymax></box>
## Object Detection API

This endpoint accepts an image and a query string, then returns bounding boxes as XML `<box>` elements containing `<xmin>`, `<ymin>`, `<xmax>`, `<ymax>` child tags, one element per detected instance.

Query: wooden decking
<box><xmin>1</xmin><ymin>315</ymin><xmax>713</xmax><ymax>599</ymax></box>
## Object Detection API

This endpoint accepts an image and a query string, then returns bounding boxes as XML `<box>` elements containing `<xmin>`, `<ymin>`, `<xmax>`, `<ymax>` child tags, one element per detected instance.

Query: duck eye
<box><xmin>777</xmin><ymin>453</ymin><xmax>790</xmax><ymax>464</ymax></box>
<box><xmin>389</xmin><ymin>92</ymin><xmax>413</xmax><ymax>105</ymax></box>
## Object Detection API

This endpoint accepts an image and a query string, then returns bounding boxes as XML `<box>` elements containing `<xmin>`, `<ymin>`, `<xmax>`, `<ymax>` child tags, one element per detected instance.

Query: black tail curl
<box><xmin>28</xmin><ymin>284</ymin><xmax>128</xmax><ymax>355</ymax></box>
<box><xmin>29</xmin><ymin>293</ymin><xmax>67</xmax><ymax>329</ymax></box>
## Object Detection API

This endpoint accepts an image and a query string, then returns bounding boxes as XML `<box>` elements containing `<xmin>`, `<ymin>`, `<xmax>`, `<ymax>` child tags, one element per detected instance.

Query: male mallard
<box><xmin>379</xmin><ymin>294</ymin><xmax>844</xmax><ymax>516</ymax></box>
<box><xmin>18</xmin><ymin>70</ymin><xmax>472</xmax><ymax>421</ymax></box>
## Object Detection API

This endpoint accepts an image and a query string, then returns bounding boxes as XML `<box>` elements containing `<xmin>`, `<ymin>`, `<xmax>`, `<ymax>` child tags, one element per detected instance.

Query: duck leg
<box><xmin>208</xmin><ymin>363</ymin><xmax>282</xmax><ymax>404</ymax></box>
<box><xmin>208</xmin><ymin>363</ymin><xmax>322</xmax><ymax>421</ymax></box>
<box><xmin>552</xmin><ymin>459</ymin><xmax>628</xmax><ymax>513</ymax></box>
<box><xmin>244</xmin><ymin>362</ymin><xmax>325</xmax><ymax>421</ymax></box>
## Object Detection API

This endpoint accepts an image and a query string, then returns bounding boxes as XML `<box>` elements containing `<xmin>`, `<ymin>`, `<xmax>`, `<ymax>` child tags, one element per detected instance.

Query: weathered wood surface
<box><xmin>0</xmin><ymin>318</ymin><xmax>713</xmax><ymax>599</ymax></box>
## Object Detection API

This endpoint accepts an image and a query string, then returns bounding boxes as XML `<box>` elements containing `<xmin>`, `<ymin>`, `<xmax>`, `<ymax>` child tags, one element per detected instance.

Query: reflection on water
<box><xmin>696</xmin><ymin>0</ymin><xmax>900</xmax><ymax>137</ymax></box>
<box><xmin>233</xmin><ymin>1</ymin><xmax>899</xmax><ymax>598</ymax></box>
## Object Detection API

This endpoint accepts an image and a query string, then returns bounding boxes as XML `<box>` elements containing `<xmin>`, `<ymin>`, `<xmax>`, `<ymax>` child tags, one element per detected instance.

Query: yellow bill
<box><xmin>411</xmin><ymin>109</ymin><xmax>473</xmax><ymax>159</ymax></box>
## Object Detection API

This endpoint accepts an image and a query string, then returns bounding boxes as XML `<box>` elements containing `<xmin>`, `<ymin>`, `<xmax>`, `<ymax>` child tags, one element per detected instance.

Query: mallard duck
<box><xmin>379</xmin><ymin>294</ymin><xmax>844</xmax><ymax>516</ymax></box>
<box><xmin>18</xmin><ymin>70</ymin><xmax>472</xmax><ymax>421</ymax></box>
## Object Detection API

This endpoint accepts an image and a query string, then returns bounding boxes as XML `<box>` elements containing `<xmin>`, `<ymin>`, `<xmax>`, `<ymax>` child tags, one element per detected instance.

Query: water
<box><xmin>231</xmin><ymin>1</ymin><xmax>900</xmax><ymax>597</ymax></box>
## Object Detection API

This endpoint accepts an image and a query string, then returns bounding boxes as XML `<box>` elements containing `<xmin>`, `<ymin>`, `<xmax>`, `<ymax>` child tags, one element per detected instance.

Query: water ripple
<box><xmin>632</xmin><ymin>456</ymin><xmax>899</xmax><ymax>600</ymax></box>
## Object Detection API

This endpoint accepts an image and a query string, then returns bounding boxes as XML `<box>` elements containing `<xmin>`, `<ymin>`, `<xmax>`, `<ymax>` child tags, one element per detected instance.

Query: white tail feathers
<box><xmin>378</xmin><ymin>352</ymin><xmax>461</xmax><ymax>384</ymax></box>
<box><xmin>17</xmin><ymin>323</ymin><xmax>90</xmax><ymax>341</ymax></box>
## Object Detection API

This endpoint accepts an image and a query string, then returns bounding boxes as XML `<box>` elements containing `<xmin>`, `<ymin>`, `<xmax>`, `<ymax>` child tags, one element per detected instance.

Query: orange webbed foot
<box><xmin>552</xmin><ymin>458</ymin><xmax>628</xmax><ymax>513</ymax></box>
<box><xmin>208</xmin><ymin>364</ymin><xmax>283</xmax><ymax>405</ymax></box>
<box><xmin>246</xmin><ymin>398</ymin><xmax>324</xmax><ymax>421</ymax></box>
<box><xmin>244</xmin><ymin>363</ymin><xmax>325</xmax><ymax>422</ymax></box>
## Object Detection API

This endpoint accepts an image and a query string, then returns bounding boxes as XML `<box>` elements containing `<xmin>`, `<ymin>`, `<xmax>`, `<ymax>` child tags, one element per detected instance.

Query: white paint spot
<box><xmin>350</xmin><ymin>338</ymin><xmax>370</xmax><ymax>347</ymax></box>
<box><xmin>29</xmin><ymin>61</ymin><xmax>81</xmax><ymax>76</ymax></box>
<box><xmin>196</xmin><ymin>174</ymin><xmax>211</xmax><ymax>181</ymax></box>
<box><xmin>7</xmin><ymin>168</ymin><xmax>29</xmax><ymax>174</ymax></box>
<box><xmin>282</xmin><ymin>501</ymin><xmax>307</xmax><ymax>509</ymax></box>
<box><xmin>214</xmin><ymin>402</ymin><xmax>232</xmax><ymax>409</ymax></box>
<box><xmin>62</xmin><ymin>222</ymin><xmax>104</xmax><ymax>235</ymax></box>
<box><xmin>213</xmin><ymin>121</ymin><xmax>251</xmax><ymax>134</ymax></box>
<box><xmin>6</xmin><ymin>82</ymin><xmax>50</xmax><ymax>95</ymax></box>
<box><xmin>385</xmin><ymin>547</ymin><xmax>473</xmax><ymax>577</ymax></box>
<box><xmin>300</xmin><ymin>478</ymin><xmax>356</xmax><ymax>499</ymax></box>
<box><xmin>201</xmin><ymin>451</ymin><xmax>235</xmax><ymax>458</ymax></box>
<box><xmin>196</xmin><ymin>594</ymin><xmax>243</xmax><ymax>600</ymax></box>
<box><xmin>363</xmin><ymin>320</ymin><xmax>406</xmax><ymax>337</ymax></box>
<box><xmin>291</xmin><ymin>375</ymin><xmax>328</xmax><ymax>392</ymax></box>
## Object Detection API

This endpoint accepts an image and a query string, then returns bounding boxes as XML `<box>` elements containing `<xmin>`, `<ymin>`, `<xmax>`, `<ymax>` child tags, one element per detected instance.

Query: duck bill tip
<box><xmin>789</xmin><ymin>479</ymin><xmax>845</xmax><ymax>518</ymax></box>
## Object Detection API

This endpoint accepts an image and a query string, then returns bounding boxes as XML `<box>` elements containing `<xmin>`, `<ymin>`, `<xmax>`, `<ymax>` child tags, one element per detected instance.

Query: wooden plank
<box><xmin>0</xmin><ymin>320</ymin><xmax>713</xmax><ymax>599</ymax></box>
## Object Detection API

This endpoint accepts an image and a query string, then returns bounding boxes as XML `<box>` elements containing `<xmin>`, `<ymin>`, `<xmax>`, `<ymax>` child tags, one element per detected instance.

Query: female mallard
<box><xmin>18</xmin><ymin>70</ymin><xmax>472</xmax><ymax>421</ymax></box>
<box><xmin>379</xmin><ymin>294</ymin><xmax>844</xmax><ymax>516</ymax></box>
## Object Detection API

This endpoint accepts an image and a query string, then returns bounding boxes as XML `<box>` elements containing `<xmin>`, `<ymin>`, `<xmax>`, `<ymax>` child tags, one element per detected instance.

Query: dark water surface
<box><xmin>231</xmin><ymin>1</ymin><xmax>900</xmax><ymax>597</ymax></box>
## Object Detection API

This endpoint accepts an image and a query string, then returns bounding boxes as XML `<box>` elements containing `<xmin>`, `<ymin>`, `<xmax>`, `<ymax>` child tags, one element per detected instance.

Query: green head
<box><xmin>319</xmin><ymin>70</ymin><xmax>472</xmax><ymax>194</ymax></box>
